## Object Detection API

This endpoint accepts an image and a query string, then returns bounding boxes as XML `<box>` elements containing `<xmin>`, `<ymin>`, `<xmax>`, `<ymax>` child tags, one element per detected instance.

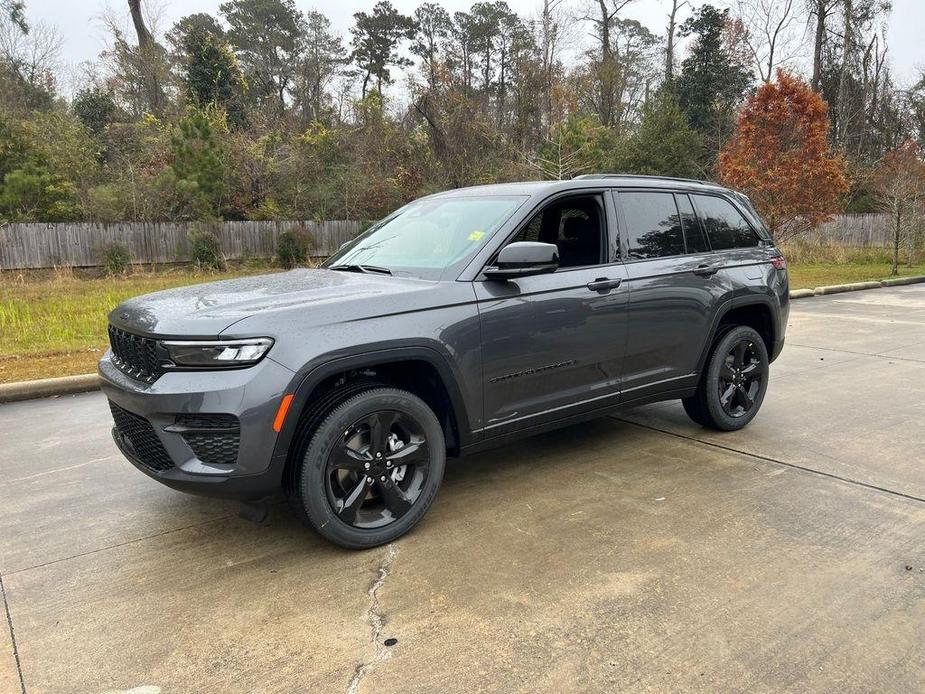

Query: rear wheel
<box><xmin>291</xmin><ymin>387</ymin><xmax>445</xmax><ymax>549</ymax></box>
<box><xmin>682</xmin><ymin>326</ymin><xmax>769</xmax><ymax>431</ymax></box>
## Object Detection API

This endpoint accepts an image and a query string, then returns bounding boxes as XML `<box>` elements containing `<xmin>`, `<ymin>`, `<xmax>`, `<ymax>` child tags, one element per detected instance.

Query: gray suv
<box><xmin>101</xmin><ymin>175</ymin><xmax>789</xmax><ymax>548</ymax></box>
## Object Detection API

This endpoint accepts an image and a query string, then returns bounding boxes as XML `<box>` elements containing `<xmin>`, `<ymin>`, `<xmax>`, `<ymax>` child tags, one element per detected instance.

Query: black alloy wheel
<box><xmin>717</xmin><ymin>339</ymin><xmax>763</xmax><ymax>418</ymax></box>
<box><xmin>326</xmin><ymin>410</ymin><xmax>432</xmax><ymax>529</ymax></box>
<box><xmin>682</xmin><ymin>325</ymin><xmax>769</xmax><ymax>431</ymax></box>
<box><xmin>292</xmin><ymin>387</ymin><xmax>445</xmax><ymax>549</ymax></box>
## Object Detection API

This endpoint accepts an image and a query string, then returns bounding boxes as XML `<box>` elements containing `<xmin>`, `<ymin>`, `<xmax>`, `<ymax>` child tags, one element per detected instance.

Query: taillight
<box><xmin>770</xmin><ymin>255</ymin><xmax>787</xmax><ymax>270</ymax></box>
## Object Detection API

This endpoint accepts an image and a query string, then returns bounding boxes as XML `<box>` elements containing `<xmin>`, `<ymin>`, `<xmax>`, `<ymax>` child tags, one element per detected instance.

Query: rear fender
<box><xmin>694</xmin><ymin>296</ymin><xmax>778</xmax><ymax>375</ymax></box>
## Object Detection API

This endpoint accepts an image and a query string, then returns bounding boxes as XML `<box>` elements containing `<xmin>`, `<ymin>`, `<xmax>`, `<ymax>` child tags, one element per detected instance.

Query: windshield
<box><xmin>323</xmin><ymin>195</ymin><xmax>527</xmax><ymax>280</ymax></box>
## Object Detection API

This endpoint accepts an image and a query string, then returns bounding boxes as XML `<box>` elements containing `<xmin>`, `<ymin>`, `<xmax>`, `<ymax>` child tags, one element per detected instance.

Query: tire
<box><xmin>682</xmin><ymin>326</ymin><xmax>769</xmax><ymax>431</ymax></box>
<box><xmin>290</xmin><ymin>387</ymin><xmax>445</xmax><ymax>549</ymax></box>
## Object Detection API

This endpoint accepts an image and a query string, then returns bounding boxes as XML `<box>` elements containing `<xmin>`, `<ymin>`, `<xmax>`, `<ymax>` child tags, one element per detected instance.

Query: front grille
<box><xmin>175</xmin><ymin>414</ymin><xmax>240</xmax><ymax>466</ymax></box>
<box><xmin>108</xmin><ymin>325</ymin><xmax>165</xmax><ymax>383</ymax></box>
<box><xmin>109</xmin><ymin>400</ymin><xmax>175</xmax><ymax>472</ymax></box>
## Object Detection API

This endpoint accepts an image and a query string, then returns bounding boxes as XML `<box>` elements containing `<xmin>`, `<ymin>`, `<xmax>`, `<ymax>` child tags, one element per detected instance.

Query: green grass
<box><xmin>0</xmin><ymin>263</ymin><xmax>282</xmax><ymax>383</ymax></box>
<box><xmin>2</xmin><ymin>254</ymin><xmax>924</xmax><ymax>384</ymax></box>
<box><xmin>787</xmin><ymin>262</ymin><xmax>925</xmax><ymax>290</ymax></box>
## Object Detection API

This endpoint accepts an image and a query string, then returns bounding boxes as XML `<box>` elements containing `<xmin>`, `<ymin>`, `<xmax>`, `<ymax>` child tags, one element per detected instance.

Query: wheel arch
<box><xmin>696</xmin><ymin>297</ymin><xmax>777</xmax><ymax>375</ymax></box>
<box><xmin>272</xmin><ymin>347</ymin><xmax>472</xmax><ymax>486</ymax></box>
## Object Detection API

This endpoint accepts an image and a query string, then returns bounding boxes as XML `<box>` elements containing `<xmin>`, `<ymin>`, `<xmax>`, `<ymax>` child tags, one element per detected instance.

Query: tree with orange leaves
<box><xmin>717</xmin><ymin>70</ymin><xmax>848</xmax><ymax>242</ymax></box>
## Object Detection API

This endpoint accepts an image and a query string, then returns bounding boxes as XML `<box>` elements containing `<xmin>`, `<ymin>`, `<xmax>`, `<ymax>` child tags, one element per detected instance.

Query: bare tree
<box><xmin>664</xmin><ymin>0</ymin><xmax>687</xmax><ymax>81</ymax></box>
<box><xmin>99</xmin><ymin>0</ymin><xmax>170</xmax><ymax>116</ymax></box>
<box><xmin>1</xmin><ymin>0</ymin><xmax>26</xmax><ymax>33</ymax></box>
<box><xmin>0</xmin><ymin>17</ymin><xmax>62</xmax><ymax>103</ymax></box>
<box><xmin>806</xmin><ymin>0</ymin><xmax>840</xmax><ymax>91</ymax></box>
<box><xmin>578</xmin><ymin>0</ymin><xmax>637</xmax><ymax>127</ymax></box>
<box><xmin>734</xmin><ymin>0</ymin><xmax>800</xmax><ymax>82</ymax></box>
<box><xmin>128</xmin><ymin>0</ymin><xmax>156</xmax><ymax>50</ymax></box>
<box><xmin>532</xmin><ymin>0</ymin><xmax>569</xmax><ymax>132</ymax></box>
<box><xmin>856</xmin><ymin>29</ymin><xmax>886</xmax><ymax>156</ymax></box>
<box><xmin>872</xmin><ymin>142</ymin><xmax>925</xmax><ymax>275</ymax></box>
<box><xmin>293</xmin><ymin>10</ymin><xmax>346</xmax><ymax>125</ymax></box>
<box><xmin>528</xmin><ymin>135</ymin><xmax>595</xmax><ymax>179</ymax></box>
<box><xmin>127</xmin><ymin>0</ymin><xmax>167</xmax><ymax>114</ymax></box>
<box><xmin>834</xmin><ymin>0</ymin><xmax>854</xmax><ymax>142</ymax></box>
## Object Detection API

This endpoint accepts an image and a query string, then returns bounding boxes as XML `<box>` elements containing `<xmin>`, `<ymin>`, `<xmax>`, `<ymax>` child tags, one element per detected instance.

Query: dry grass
<box><xmin>2</xmin><ymin>248</ymin><xmax>925</xmax><ymax>384</ymax></box>
<box><xmin>780</xmin><ymin>242</ymin><xmax>925</xmax><ymax>289</ymax></box>
<box><xmin>0</xmin><ymin>263</ymin><xmax>280</xmax><ymax>384</ymax></box>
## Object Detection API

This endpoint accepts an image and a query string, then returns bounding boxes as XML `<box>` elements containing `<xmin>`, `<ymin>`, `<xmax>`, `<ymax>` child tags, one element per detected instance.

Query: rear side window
<box><xmin>676</xmin><ymin>194</ymin><xmax>709</xmax><ymax>253</ymax></box>
<box><xmin>621</xmin><ymin>191</ymin><xmax>684</xmax><ymax>259</ymax></box>
<box><xmin>692</xmin><ymin>194</ymin><xmax>761</xmax><ymax>250</ymax></box>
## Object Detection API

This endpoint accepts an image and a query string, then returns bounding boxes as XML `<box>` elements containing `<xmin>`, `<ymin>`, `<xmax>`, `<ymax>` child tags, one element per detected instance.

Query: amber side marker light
<box><xmin>273</xmin><ymin>394</ymin><xmax>295</xmax><ymax>432</ymax></box>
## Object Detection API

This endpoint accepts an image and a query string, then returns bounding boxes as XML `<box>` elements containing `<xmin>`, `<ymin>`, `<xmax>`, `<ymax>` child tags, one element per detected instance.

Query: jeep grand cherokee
<box><xmin>101</xmin><ymin>175</ymin><xmax>789</xmax><ymax>548</ymax></box>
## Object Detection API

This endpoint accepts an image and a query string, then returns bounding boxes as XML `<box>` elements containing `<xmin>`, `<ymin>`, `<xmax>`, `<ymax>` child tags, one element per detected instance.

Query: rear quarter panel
<box><xmin>721</xmin><ymin>248</ymin><xmax>789</xmax><ymax>359</ymax></box>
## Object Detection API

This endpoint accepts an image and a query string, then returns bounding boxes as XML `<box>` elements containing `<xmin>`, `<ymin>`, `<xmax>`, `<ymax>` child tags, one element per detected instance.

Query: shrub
<box><xmin>98</xmin><ymin>241</ymin><xmax>131</xmax><ymax>275</ymax></box>
<box><xmin>86</xmin><ymin>184</ymin><xmax>132</xmax><ymax>223</ymax></box>
<box><xmin>0</xmin><ymin>163</ymin><xmax>83</xmax><ymax>222</ymax></box>
<box><xmin>249</xmin><ymin>196</ymin><xmax>284</xmax><ymax>221</ymax></box>
<box><xmin>276</xmin><ymin>228</ymin><xmax>312</xmax><ymax>269</ymax></box>
<box><xmin>73</xmin><ymin>87</ymin><xmax>117</xmax><ymax>135</ymax></box>
<box><xmin>187</xmin><ymin>227</ymin><xmax>225</xmax><ymax>270</ymax></box>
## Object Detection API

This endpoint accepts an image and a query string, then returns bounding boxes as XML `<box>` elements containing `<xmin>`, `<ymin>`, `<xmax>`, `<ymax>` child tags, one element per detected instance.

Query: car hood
<box><xmin>108</xmin><ymin>269</ymin><xmax>441</xmax><ymax>337</ymax></box>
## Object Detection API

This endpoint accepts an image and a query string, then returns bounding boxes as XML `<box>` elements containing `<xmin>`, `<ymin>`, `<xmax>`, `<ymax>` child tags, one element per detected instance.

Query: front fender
<box><xmin>269</xmin><ymin>342</ymin><xmax>477</xmax><ymax>473</ymax></box>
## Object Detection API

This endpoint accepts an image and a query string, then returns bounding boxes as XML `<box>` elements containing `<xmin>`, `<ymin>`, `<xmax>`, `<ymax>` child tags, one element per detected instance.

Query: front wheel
<box><xmin>291</xmin><ymin>387</ymin><xmax>446</xmax><ymax>549</ymax></box>
<box><xmin>682</xmin><ymin>326</ymin><xmax>769</xmax><ymax>431</ymax></box>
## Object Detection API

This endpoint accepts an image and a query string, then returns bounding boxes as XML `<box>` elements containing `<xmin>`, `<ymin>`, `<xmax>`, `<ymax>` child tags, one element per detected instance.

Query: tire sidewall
<box><xmin>298</xmin><ymin>388</ymin><xmax>446</xmax><ymax>549</ymax></box>
<box><xmin>703</xmin><ymin>326</ymin><xmax>769</xmax><ymax>431</ymax></box>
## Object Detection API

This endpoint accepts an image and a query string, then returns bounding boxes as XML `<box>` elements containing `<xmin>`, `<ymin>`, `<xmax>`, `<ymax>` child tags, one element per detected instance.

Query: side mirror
<box><xmin>483</xmin><ymin>241</ymin><xmax>559</xmax><ymax>280</ymax></box>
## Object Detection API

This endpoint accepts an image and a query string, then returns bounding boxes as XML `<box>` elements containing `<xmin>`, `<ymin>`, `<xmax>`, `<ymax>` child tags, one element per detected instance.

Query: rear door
<box><xmin>616</xmin><ymin>189</ymin><xmax>731</xmax><ymax>400</ymax></box>
<box><xmin>690</xmin><ymin>193</ymin><xmax>769</xmax><ymax>287</ymax></box>
<box><xmin>474</xmin><ymin>192</ymin><xmax>629</xmax><ymax>434</ymax></box>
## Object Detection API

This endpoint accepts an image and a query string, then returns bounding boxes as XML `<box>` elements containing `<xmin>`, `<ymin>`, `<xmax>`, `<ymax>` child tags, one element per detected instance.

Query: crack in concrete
<box><xmin>0</xmin><ymin>573</ymin><xmax>26</xmax><ymax>694</ymax></box>
<box><xmin>346</xmin><ymin>544</ymin><xmax>398</xmax><ymax>694</ymax></box>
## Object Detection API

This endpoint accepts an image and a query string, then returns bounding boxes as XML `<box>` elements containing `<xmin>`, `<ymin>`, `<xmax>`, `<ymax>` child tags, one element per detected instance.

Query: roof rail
<box><xmin>573</xmin><ymin>173</ymin><xmax>716</xmax><ymax>185</ymax></box>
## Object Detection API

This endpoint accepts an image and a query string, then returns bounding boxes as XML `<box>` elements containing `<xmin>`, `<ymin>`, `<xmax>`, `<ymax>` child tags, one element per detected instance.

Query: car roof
<box><xmin>433</xmin><ymin>174</ymin><xmax>732</xmax><ymax>199</ymax></box>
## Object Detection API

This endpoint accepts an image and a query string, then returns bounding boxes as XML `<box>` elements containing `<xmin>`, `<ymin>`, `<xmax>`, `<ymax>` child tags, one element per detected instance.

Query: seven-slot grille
<box><xmin>108</xmin><ymin>324</ymin><xmax>165</xmax><ymax>383</ymax></box>
<box><xmin>108</xmin><ymin>400</ymin><xmax>175</xmax><ymax>472</ymax></box>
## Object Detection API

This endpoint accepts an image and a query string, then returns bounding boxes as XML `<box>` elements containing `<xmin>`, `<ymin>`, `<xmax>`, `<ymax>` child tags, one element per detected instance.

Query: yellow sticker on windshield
<box><xmin>468</xmin><ymin>231</ymin><xmax>485</xmax><ymax>241</ymax></box>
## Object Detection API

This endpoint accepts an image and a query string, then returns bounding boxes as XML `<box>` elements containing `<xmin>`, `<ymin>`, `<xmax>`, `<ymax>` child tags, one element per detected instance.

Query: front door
<box><xmin>474</xmin><ymin>193</ymin><xmax>629</xmax><ymax>436</ymax></box>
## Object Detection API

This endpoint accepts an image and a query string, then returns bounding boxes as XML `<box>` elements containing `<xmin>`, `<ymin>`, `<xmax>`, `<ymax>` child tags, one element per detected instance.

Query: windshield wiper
<box><xmin>328</xmin><ymin>263</ymin><xmax>392</xmax><ymax>275</ymax></box>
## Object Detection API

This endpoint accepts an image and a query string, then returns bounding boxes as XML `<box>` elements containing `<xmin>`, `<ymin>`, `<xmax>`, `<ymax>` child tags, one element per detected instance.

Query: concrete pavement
<box><xmin>1</xmin><ymin>286</ymin><xmax>925</xmax><ymax>693</ymax></box>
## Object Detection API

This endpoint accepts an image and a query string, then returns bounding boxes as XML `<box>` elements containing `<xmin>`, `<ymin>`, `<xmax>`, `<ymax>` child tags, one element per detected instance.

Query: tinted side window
<box><xmin>676</xmin><ymin>194</ymin><xmax>709</xmax><ymax>253</ymax></box>
<box><xmin>509</xmin><ymin>196</ymin><xmax>604</xmax><ymax>268</ymax></box>
<box><xmin>621</xmin><ymin>192</ymin><xmax>684</xmax><ymax>259</ymax></box>
<box><xmin>692</xmin><ymin>194</ymin><xmax>761</xmax><ymax>250</ymax></box>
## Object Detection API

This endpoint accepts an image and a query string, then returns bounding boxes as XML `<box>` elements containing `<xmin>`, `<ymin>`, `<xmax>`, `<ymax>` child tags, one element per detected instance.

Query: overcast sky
<box><xmin>25</xmin><ymin>0</ymin><xmax>925</xmax><ymax>94</ymax></box>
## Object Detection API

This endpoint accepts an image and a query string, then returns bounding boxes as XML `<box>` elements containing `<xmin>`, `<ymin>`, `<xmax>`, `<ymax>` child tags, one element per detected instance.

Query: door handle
<box><xmin>692</xmin><ymin>264</ymin><xmax>720</xmax><ymax>277</ymax></box>
<box><xmin>587</xmin><ymin>277</ymin><xmax>622</xmax><ymax>292</ymax></box>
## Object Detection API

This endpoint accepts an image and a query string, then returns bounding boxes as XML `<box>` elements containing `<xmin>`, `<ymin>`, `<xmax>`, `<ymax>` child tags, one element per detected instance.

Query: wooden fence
<box><xmin>0</xmin><ymin>220</ymin><xmax>366</xmax><ymax>270</ymax></box>
<box><xmin>800</xmin><ymin>213</ymin><xmax>893</xmax><ymax>247</ymax></box>
<box><xmin>0</xmin><ymin>213</ymin><xmax>900</xmax><ymax>270</ymax></box>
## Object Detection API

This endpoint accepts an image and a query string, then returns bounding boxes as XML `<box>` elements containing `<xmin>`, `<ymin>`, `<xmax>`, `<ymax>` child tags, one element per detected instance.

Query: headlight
<box><xmin>162</xmin><ymin>338</ymin><xmax>274</xmax><ymax>368</ymax></box>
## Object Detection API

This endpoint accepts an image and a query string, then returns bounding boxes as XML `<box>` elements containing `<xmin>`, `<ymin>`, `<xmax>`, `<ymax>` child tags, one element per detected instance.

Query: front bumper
<box><xmin>99</xmin><ymin>351</ymin><xmax>296</xmax><ymax>500</ymax></box>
